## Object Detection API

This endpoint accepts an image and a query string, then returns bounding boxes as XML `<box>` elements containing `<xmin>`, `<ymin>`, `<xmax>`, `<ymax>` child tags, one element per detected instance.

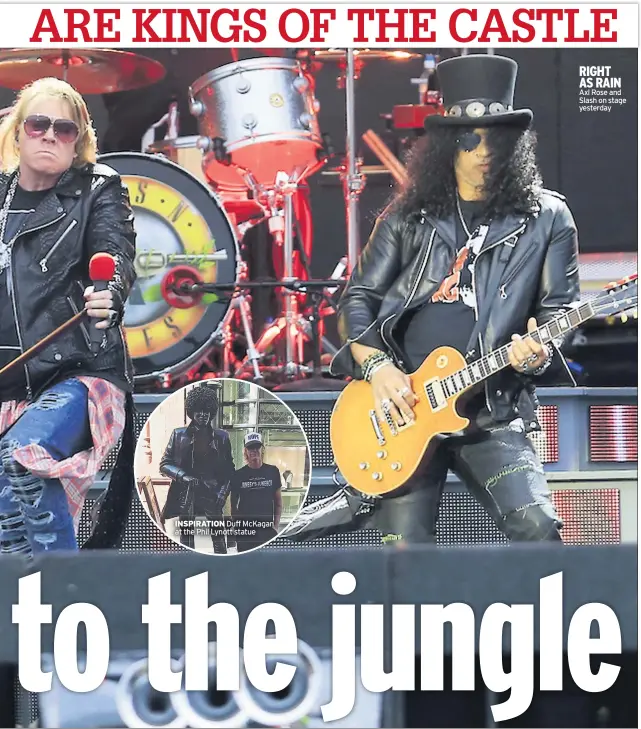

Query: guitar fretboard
<box><xmin>440</xmin><ymin>301</ymin><xmax>593</xmax><ymax>398</ymax></box>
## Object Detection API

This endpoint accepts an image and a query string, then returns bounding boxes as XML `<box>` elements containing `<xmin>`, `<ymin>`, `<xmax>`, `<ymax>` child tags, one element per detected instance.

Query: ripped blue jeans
<box><xmin>0</xmin><ymin>379</ymin><xmax>92</xmax><ymax>557</ymax></box>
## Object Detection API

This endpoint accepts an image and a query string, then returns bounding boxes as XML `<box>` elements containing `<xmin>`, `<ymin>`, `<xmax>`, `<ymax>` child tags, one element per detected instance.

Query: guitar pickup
<box><xmin>425</xmin><ymin>378</ymin><xmax>447</xmax><ymax>412</ymax></box>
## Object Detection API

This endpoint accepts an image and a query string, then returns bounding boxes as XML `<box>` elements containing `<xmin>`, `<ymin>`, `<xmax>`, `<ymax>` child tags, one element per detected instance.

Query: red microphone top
<box><xmin>89</xmin><ymin>252</ymin><xmax>116</xmax><ymax>282</ymax></box>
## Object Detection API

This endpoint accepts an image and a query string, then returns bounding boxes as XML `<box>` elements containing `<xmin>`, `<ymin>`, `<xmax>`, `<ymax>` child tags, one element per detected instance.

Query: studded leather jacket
<box><xmin>0</xmin><ymin>163</ymin><xmax>137</xmax><ymax>400</ymax></box>
<box><xmin>160</xmin><ymin>424</ymin><xmax>235</xmax><ymax>519</ymax></box>
<box><xmin>330</xmin><ymin>190</ymin><xmax>581</xmax><ymax>430</ymax></box>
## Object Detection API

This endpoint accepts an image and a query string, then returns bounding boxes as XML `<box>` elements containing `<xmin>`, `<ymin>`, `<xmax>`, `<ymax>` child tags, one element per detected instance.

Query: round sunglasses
<box><xmin>457</xmin><ymin>132</ymin><xmax>483</xmax><ymax>152</ymax></box>
<box><xmin>23</xmin><ymin>114</ymin><xmax>79</xmax><ymax>144</ymax></box>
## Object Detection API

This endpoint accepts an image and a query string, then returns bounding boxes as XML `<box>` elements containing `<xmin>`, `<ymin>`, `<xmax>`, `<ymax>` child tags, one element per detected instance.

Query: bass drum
<box><xmin>98</xmin><ymin>152</ymin><xmax>239</xmax><ymax>383</ymax></box>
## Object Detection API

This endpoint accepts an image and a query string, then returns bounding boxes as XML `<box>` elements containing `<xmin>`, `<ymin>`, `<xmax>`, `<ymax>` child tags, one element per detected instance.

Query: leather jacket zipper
<box><xmin>40</xmin><ymin>219</ymin><xmax>77</xmax><ymax>273</ymax></box>
<box><xmin>380</xmin><ymin>228</ymin><xmax>436</xmax><ymax>364</ymax></box>
<box><xmin>471</xmin><ymin>223</ymin><xmax>527</xmax><ymax>413</ymax></box>
<box><xmin>118</xmin><ymin>326</ymin><xmax>132</xmax><ymax>386</ymax></box>
<box><xmin>8</xmin><ymin>211</ymin><xmax>67</xmax><ymax>401</ymax></box>
<box><xmin>7</xmin><ymin>247</ymin><xmax>32</xmax><ymax>400</ymax></box>
<box><xmin>17</xmin><ymin>213</ymin><xmax>66</xmax><ymax>243</ymax></box>
<box><xmin>497</xmin><ymin>237</ymin><xmax>538</xmax><ymax>295</ymax></box>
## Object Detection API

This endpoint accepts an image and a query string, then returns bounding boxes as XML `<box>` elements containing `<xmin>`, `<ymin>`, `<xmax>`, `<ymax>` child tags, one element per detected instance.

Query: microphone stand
<box><xmin>178</xmin><ymin>278</ymin><xmax>348</xmax><ymax>390</ymax></box>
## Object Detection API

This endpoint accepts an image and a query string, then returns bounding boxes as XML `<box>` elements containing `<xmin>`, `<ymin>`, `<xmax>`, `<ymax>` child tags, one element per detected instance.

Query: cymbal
<box><xmin>0</xmin><ymin>49</ymin><xmax>166</xmax><ymax>94</ymax></box>
<box><xmin>297</xmin><ymin>49</ymin><xmax>421</xmax><ymax>63</ymax></box>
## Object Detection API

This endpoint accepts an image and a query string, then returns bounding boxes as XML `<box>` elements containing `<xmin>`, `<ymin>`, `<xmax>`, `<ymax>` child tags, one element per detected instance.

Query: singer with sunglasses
<box><xmin>290</xmin><ymin>55</ymin><xmax>581</xmax><ymax>547</ymax></box>
<box><xmin>0</xmin><ymin>77</ymin><xmax>137</xmax><ymax>558</ymax></box>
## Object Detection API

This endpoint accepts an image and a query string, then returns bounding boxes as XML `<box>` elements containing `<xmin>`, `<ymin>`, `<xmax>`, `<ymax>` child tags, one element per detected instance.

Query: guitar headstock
<box><xmin>595</xmin><ymin>274</ymin><xmax>638</xmax><ymax>320</ymax></box>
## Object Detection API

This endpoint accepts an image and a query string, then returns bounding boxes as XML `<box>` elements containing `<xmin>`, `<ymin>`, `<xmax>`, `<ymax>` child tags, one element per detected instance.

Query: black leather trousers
<box><xmin>179</xmin><ymin>511</ymin><xmax>228</xmax><ymax>554</ymax></box>
<box><xmin>286</xmin><ymin>421</ymin><xmax>563</xmax><ymax>546</ymax></box>
<box><xmin>370</xmin><ymin>422</ymin><xmax>563</xmax><ymax>544</ymax></box>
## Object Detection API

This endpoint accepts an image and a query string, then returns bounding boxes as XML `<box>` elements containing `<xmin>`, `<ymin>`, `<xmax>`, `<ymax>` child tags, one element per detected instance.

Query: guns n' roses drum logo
<box><xmin>99</xmin><ymin>152</ymin><xmax>239</xmax><ymax>381</ymax></box>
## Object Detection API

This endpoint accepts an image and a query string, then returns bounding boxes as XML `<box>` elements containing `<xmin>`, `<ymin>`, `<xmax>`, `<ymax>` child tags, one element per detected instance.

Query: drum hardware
<box><xmin>344</xmin><ymin>49</ymin><xmax>363</xmax><ymax>275</ymax></box>
<box><xmin>320</xmin><ymin>164</ymin><xmax>394</xmax><ymax>180</ymax></box>
<box><xmin>165</xmin><ymin>275</ymin><xmax>346</xmax><ymax>384</ymax></box>
<box><xmin>299</xmin><ymin>48</ymin><xmax>422</xmax><ymax>273</ymax></box>
<box><xmin>185</xmin><ymin>56</ymin><xmax>339</xmax><ymax>383</ymax></box>
<box><xmin>141</xmin><ymin>99</ymin><xmax>180</xmax><ymax>155</ymax></box>
<box><xmin>217</xmin><ymin>259</ymin><xmax>263</xmax><ymax>383</ymax></box>
<box><xmin>258</xmin><ymin>172</ymin><xmax>308</xmax><ymax>379</ymax></box>
<box><xmin>389</xmin><ymin>96</ymin><xmax>445</xmax><ymax>131</ymax></box>
<box><xmin>0</xmin><ymin>49</ymin><xmax>166</xmax><ymax>93</ymax></box>
<box><xmin>189</xmin><ymin>57</ymin><xmax>327</xmax><ymax>193</ymax></box>
<box><xmin>410</xmin><ymin>53</ymin><xmax>439</xmax><ymax>104</ymax></box>
<box><xmin>361</xmin><ymin>129</ymin><xmax>408</xmax><ymax>187</ymax></box>
<box><xmin>98</xmin><ymin>151</ymin><xmax>241</xmax><ymax>386</ymax></box>
<box><xmin>224</xmin><ymin>167</ymin><xmax>316</xmax><ymax>379</ymax></box>
<box><xmin>296</xmin><ymin>49</ymin><xmax>421</xmax><ymax>88</ymax></box>
<box><xmin>271</xmin><ymin>280</ymin><xmax>347</xmax><ymax>393</ymax></box>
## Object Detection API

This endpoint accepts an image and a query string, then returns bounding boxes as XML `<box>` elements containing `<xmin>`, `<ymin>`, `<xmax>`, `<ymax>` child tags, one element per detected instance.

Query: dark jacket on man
<box><xmin>330</xmin><ymin>190</ymin><xmax>580</xmax><ymax>430</ymax></box>
<box><xmin>160</xmin><ymin>424</ymin><xmax>235</xmax><ymax>520</ymax></box>
<box><xmin>0</xmin><ymin>162</ymin><xmax>137</xmax><ymax>401</ymax></box>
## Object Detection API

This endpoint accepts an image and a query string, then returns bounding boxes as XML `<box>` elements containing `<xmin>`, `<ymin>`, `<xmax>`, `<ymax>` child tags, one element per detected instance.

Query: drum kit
<box><xmin>0</xmin><ymin>47</ymin><xmax>442</xmax><ymax>391</ymax></box>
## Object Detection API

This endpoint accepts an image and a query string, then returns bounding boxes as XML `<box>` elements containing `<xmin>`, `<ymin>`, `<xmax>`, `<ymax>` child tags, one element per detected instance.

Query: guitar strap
<box><xmin>464</xmin><ymin>224</ymin><xmax>527</xmax><ymax>362</ymax></box>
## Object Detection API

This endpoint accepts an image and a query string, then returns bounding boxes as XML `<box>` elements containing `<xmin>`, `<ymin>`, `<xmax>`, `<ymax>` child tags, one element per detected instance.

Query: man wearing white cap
<box><xmin>230</xmin><ymin>432</ymin><xmax>283</xmax><ymax>553</ymax></box>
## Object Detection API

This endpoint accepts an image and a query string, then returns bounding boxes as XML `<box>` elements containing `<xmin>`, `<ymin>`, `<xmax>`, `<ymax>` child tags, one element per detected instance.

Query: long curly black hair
<box><xmin>185</xmin><ymin>385</ymin><xmax>219</xmax><ymax>420</ymax></box>
<box><xmin>390</xmin><ymin>124</ymin><xmax>543</xmax><ymax>219</ymax></box>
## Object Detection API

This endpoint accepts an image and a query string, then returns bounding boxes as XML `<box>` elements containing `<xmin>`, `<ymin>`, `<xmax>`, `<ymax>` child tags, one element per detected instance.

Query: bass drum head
<box><xmin>98</xmin><ymin>152</ymin><xmax>239</xmax><ymax>382</ymax></box>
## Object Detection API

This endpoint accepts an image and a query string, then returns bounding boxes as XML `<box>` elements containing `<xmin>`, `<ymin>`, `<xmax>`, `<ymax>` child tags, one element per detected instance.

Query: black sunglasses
<box><xmin>23</xmin><ymin>114</ymin><xmax>79</xmax><ymax>144</ymax></box>
<box><xmin>457</xmin><ymin>132</ymin><xmax>483</xmax><ymax>152</ymax></box>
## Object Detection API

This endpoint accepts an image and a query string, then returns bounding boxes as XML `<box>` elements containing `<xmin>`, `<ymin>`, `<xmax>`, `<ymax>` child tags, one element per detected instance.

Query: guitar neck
<box><xmin>445</xmin><ymin>301</ymin><xmax>595</xmax><ymax>395</ymax></box>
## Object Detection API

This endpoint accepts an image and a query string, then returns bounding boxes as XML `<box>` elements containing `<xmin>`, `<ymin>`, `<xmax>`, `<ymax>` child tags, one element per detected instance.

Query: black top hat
<box><xmin>425</xmin><ymin>54</ymin><xmax>532</xmax><ymax>129</ymax></box>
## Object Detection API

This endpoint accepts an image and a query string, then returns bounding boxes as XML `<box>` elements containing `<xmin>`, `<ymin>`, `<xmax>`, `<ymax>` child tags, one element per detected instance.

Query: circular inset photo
<box><xmin>134</xmin><ymin>379</ymin><xmax>312</xmax><ymax>554</ymax></box>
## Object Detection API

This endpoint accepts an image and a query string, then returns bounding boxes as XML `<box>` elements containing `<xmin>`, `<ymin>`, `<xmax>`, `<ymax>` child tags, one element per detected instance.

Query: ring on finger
<box><xmin>520</xmin><ymin>361</ymin><xmax>529</xmax><ymax>371</ymax></box>
<box><xmin>399</xmin><ymin>386</ymin><xmax>411</xmax><ymax>396</ymax></box>
<box><xmin>528</xmin><ymin>354</ymin><xmax>538</xmax><ymax>363</ymax></box>
<box><xmin>381</xmin><ymin>398</ymin><xmax>392</xmax><ymax>411</ymax></box>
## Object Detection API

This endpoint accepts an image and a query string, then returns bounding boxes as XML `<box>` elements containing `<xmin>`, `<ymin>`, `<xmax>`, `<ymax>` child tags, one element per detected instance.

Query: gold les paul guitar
<box><xmin>330</xmin><ymin>276</ymin><xmax>638</xmax><ymax>497</ymax></box>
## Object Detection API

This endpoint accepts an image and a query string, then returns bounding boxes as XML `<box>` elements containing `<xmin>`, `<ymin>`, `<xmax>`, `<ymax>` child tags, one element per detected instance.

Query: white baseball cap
<box><xmin>244</xmin><ymin>432</ymin><xmax>263</xmax><ymax>448</ymax></box>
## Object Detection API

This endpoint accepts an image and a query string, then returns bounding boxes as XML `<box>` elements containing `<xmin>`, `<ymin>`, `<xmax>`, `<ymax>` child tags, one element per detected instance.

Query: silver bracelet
<box><xmin>531</xmin><ymin>344</ymin><xmax>554</xmax><ymax>376</ymax></box>
<box><xmin>361</xmin><ymin>352</ymin><xmax>394</xmax><ymax>382</ymax></box>
<box><xmin>365</xmin><ymin>360</ymin><xmax>393</xmax><ymax>382</ymax></box>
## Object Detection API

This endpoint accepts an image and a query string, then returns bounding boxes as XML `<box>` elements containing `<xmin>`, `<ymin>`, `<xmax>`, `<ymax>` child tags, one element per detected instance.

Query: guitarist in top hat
<box><xmin>296</xmin><ymin>54</ymin><xmax>581</xmax><ymax>545</ymax></box>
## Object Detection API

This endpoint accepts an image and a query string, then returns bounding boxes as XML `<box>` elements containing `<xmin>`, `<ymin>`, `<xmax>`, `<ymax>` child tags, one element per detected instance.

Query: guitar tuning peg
<box><xmin>620</xmin><ymin>313</ymin><xmax>628</xmax><ymax>323</ymax></box>
<box><xmin>606</xmin><ymin>315</ymin><xmax>615</xmax><ymax>325</ymax></box>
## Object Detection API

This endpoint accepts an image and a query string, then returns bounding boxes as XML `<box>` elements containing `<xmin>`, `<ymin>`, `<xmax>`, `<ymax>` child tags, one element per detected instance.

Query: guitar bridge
<box><xmin>369</xmin><ymin>410</ymin><xmax>386</xmax><ymax>445</ymax></box>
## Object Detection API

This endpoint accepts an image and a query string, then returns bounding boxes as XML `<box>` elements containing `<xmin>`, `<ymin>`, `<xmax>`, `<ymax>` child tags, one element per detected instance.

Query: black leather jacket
<box><xmin>0</xmin><ymin>162</ymin><xmax>136</xmax><ymax>400</ymax></box>
<box><xmin>330</xmin><ymin>190</ymin><xmax>581</xmax><ymax>429</ymax></box>
<box><xmin>160</xmin><ymin>424</ymin><xmax>235</xmax><ymax>519</ymax></box>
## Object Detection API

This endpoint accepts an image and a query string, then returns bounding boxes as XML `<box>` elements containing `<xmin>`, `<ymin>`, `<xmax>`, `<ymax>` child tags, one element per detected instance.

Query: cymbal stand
<box><xmin>217</xmin><ymin>257</ymin><xmax>262</xmax><ymax>382</ymax></box>
<box><xmin>341</xmin><ymin>49</ymin><xmax>365</xmax><ymax>273</ymax></box>
<box><xmin>240</xmin><ymin>172</ymin><xmax>311</xmax><ymax>380</ymax></box>
<box><xmin>60</xmin><ymin>49</ymin><xmax>70</xmax><ymax>82</ymax></box>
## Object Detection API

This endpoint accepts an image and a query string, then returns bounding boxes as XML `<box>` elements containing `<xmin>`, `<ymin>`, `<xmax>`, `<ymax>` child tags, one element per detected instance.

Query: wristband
<box><xmin>361</xmin><ymin>352</ymin><xmax>394</xmax><ymax>382</ymax></box>
<box><xmin>531</xmin><ymin>344</ymin><xmax>554</xmax><ymax>376</ymax></box>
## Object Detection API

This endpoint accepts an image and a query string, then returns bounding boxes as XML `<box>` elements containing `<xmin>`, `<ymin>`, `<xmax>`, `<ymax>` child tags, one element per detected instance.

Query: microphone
<box><xmin>88</xmin><ymin>252</ymin><xmax>116</xmax><ymax>353</ymax></box>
